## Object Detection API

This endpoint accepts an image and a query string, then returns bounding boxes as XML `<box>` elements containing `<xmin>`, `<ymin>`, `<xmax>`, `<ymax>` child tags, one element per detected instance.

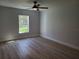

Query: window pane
<box><xmin>19</xmin><ymin>15</ymin><xmax>29</xmax><ymax>33</ymax></box>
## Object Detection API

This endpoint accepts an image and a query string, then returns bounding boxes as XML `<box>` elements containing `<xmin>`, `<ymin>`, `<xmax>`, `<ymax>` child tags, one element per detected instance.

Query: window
<box><xmin>18</xmin><ymin>15</ymin><xmax>29</xmax><ymax>33</ymax></box>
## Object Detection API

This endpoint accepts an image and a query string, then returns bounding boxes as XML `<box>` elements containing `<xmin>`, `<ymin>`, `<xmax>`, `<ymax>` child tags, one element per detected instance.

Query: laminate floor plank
<box><xmin>0</xmin><ymin>37</ymin><xmax>79</xmax><ymax>59</ymax></box>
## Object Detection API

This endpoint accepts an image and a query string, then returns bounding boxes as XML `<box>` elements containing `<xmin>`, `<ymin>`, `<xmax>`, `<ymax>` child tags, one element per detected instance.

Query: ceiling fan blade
<box><xmin>39</xmin><ymin>7</ymin><xmax>48</xmax><ymax>9</ymax></box>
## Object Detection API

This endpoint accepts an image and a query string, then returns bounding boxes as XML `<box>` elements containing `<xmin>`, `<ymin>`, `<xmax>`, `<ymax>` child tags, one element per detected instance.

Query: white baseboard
<box><xmin>0</xmin><ymin>34</ymin><xmax>40</xmax><ymax>42</ymax></box>
<box><xmin>41</xmin><ymin>34</ymin><xmax>79</xmax><ymax>50</ymax></box>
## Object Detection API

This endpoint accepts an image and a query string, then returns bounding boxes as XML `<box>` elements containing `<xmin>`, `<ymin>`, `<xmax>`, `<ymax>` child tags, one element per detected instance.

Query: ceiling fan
<box><xmin>32</xmin><ymin>1</ymin><xmax>48</xmax><ymax>11</ymax></box>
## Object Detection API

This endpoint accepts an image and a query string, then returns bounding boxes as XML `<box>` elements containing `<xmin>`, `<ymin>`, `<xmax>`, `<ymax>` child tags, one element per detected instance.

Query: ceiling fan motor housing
<box><xmin>32</xmin><ymin>1</ymin><xmax>40</xmax><ymax>8</ymax></box>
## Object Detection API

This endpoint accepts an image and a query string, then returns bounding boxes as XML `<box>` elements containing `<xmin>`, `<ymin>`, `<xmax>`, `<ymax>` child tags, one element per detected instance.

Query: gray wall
<box><xmin>41</xmin><ymin>0</ymin><xmax>79</xmax><ymax>50</ymax></box>
<box><xmin>0</xmin><ymin>6</ymin><xmax>40</xmax><ymax>41</ymax></box>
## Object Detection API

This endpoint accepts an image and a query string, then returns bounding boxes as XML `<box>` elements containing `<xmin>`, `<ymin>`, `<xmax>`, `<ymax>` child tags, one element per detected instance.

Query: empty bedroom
<box><xmin>0</xmin><ymin>0</ymin><xmax>79</xmax><ymax>59</ymax></box>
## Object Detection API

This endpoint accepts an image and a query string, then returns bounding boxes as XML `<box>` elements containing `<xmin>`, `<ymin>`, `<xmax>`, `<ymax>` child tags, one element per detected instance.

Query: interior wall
<box><xmin>0</xmin><ymin>6</ymin><xmax>40</xmax><ymax>41</ymax></box>
<box><xmin>41</xmin><ymin>0</ymin><xmax>79</xmax><ymax>50</ymax></box>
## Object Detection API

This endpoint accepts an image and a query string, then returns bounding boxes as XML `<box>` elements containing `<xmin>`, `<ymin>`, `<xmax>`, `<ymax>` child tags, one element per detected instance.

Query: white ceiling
<box><xmin>0</xmin><ymin>0</ymin><xmax>78</xmax><ymax>9</ymax></box>
<box><xmin>0</xmin><ymin>0</ymin><xmax>50</xmax><ymax>9</ymax></box>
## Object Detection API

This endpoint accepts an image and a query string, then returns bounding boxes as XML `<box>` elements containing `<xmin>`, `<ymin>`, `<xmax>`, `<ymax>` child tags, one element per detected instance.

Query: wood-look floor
<box><xmin>0</xmin><ymin>37</ymin><xmax>79</xmax><ymax>59</ymax></box>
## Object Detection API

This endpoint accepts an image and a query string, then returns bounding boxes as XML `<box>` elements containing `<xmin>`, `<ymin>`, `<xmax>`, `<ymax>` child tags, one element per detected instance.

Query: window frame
<box><xmin>18</xmin><ymin>15</ymin><xmax>29</xmax><ymax>34</ymax></box>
